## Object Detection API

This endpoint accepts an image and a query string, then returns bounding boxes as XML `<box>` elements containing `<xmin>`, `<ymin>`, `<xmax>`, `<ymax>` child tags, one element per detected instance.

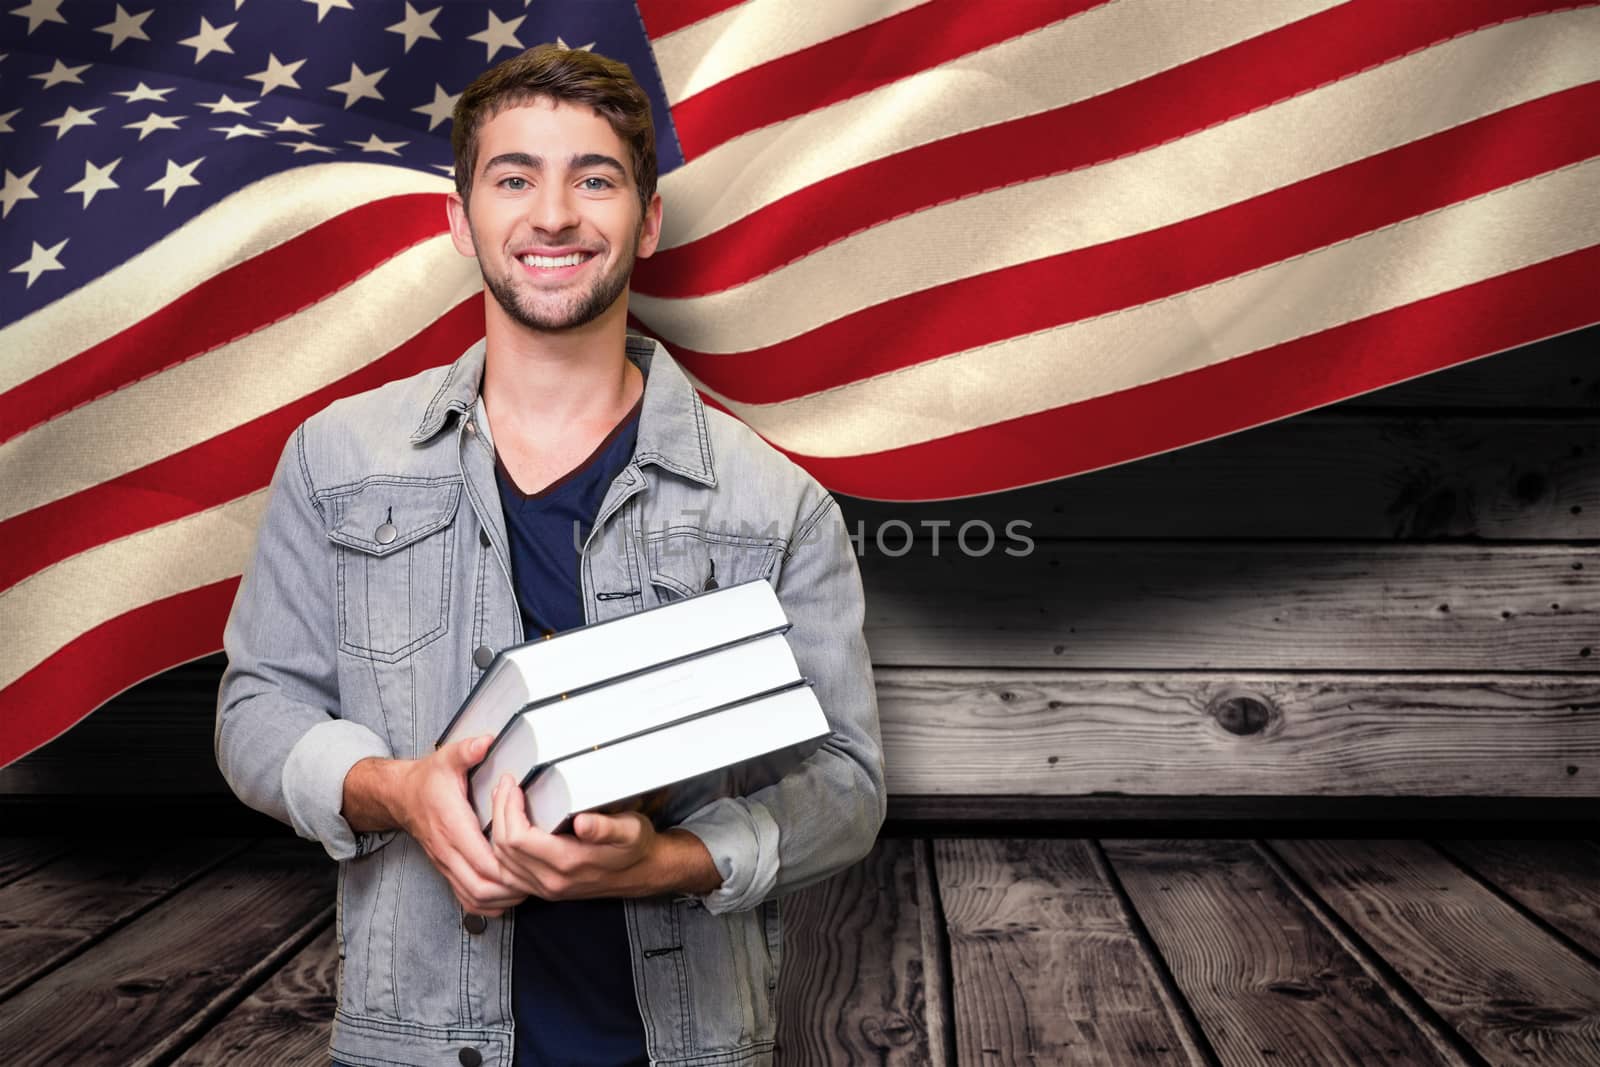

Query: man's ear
<box><xmin>635</xmin><ymin>192</ymin><xmax>663</xmax><ymax>260</ymax></box>
<box><xmin>446</xmin><ymin>190</ymin><xmax>478</xmax><ymax>258</ymax></box>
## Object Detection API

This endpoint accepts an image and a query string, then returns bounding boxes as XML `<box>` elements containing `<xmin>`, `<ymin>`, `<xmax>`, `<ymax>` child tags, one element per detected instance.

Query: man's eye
<box><xmin>501</xmin><ymin>176</ymin><xmax>527</xmax><ymax>190</ymax></box>
<box><xmin>581</xmin><ymin>176</ymin><xmax>613</xmax><ymax>190</ymax></box>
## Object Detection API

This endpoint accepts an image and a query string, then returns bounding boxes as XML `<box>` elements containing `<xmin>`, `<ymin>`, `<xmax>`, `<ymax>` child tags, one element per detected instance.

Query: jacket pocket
<box><xmin>644</xmin><ymin>529</ymin><xmax>781</xmax><ymax>605</ymax></box>
<box><xmin>325</xmin><ymin>478</ymin><xmax>461</xmax><ymax>662</ymax></box>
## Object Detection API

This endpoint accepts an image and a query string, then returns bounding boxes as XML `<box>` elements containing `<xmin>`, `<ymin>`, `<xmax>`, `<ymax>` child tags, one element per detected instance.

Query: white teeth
<box><xmin>520</xmin><ymin>252</ymin><xmax>587</xmax><ymax>268</ymax></box>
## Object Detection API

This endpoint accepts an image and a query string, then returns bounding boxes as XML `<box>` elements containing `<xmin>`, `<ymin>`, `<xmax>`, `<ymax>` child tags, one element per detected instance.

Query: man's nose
<box><xmin>526</xmin><ymin>183</ymin><xmax>580</xmax><ymax>236</ymax></box>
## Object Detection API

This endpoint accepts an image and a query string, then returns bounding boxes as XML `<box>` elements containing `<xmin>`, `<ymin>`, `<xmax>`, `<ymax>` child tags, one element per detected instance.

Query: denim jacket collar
<box><xmin>409</xmin><ymin>333</ymin><xmax>717</xmax><ymax>488</ymax></box>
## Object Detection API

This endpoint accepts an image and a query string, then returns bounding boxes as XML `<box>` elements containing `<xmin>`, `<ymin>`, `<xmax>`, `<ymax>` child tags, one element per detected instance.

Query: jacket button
<box><xmin>458</xmin><ymin>1048</ymin><xmax>482</xmax><ymax>1067</ymax></box>
<box><xmin>473</xmin><ymin>645</ymin><xmax>495</xmax><ymax>669</ymax></box>
<box><xmin>464</xmin><ymin>420</ymin><xmax>477</xmax><ymax>436</ymax></box>
<box><xmin>479</xmin><ymin>528</ymin><xmax>490</xmax><ymax>548</ymax></box>
<box><xmin>462</xmin><ymin>912</ymin><xmax>487</xmax><ymax>935</ymax></box>
<box><xmin>374</xmin><ymin>522</ymin><xmax>397</xmax><ymax>545</ymax></box>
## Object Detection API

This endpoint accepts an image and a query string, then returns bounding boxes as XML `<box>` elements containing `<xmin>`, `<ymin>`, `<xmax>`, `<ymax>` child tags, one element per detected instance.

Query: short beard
<box><xmin>480</xmin><ymin>220</ymin><xmax>640</xmax><ymax>332</ymax></box>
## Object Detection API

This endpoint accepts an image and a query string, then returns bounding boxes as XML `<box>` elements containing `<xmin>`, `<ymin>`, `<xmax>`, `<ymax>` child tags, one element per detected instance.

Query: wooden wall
<box><xmin>5</xmin><ymin>325</ymin><xmax>1597</xmax><ymax>829</ymax></box>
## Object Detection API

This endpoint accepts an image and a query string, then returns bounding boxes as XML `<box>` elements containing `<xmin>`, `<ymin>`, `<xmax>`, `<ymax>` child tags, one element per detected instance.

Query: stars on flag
<box><xmin>281</xmin><ymin>140</ymin><xmax>335</xmax><ymax>154</ymax></box>
<box><xmin>145</xmin><ymin>157</ymin><xmax>203</xmax><ymax>205</ymax></box>
<box><xmin>94</xmin><ymin>5</ymin><xmax>153</xmax><ymax>50</ymax></box>
<box><xmin>30</xmin><ymin>59</ymin><xmax>91</xmax><ymax>89</ymax></box>
<box><xmin>387</xmin><ymin>3</ymin><xmax>441</xmax><ymax>53</ymax></box>
<box><xmin>10</xmin><ymin>238</ymin><xmax>67</xmax><ymax>288</ymax></box>
<box><xmin>112</xmin><ymin>82</ymin><xmax>176</xmax><ymax>104</ymax></box>
<box><xmin>0</xmin><ymin>167</ymin><xmax>41</xmax><ymax>217</ymax></box>
<box><xmin>328</xmin><ymin>63</ymin><xmax>386</xmax><ymax>108</ymax></box>
<box><xmin>0</xmin><ymin>109</ymin><xmax>18</xmax><ymax>133</ymax></box>
<box><xmin>413</xmin><ymin>84</ymin><xmax>459</xmax><ymax>131</ymax></box>
<box><xmin>41</xmin><ymin>104</ymin><xmax>100</xmax><ymax>139</ymax></box>
<box><xmin>178</xmin><ymin>17</ymin><xmax>237</xmax><ymax>64</ymax></box>
<box><xmin>246</xmin><ymin>54</ymin><xmax>305</xmax><ymax>96</ymax></box>
<box><xmin>213</xmin><ymin>123</ymin><xmax>268</xmax><ymax>140</ymax></box>
<box><xmin>347</xmin><ymin>132</ymin><xmax>407</xmax><ymax>156</ymax></box>
<box><xmin>196</xmin><ymin>94</ymin><xmax>257</xmax><ymax>116</ymax></box>
<box><xmin>262</xmin><ymin>115</ymin><xmax>321</xmax><ymax>136</ymax></box>
<box><xmin>124</xmin><ymin>112</ymin><xmax>184</xmax><ymax>140</ymax></box>
<box><xmin>9</xmin><ymin>0</ymin><xmax>66</xmax><ymax>35</ymax></box>
<box><xmin>303</xmin><ymin>0</ymin><xmax>353</xmax><ymax>22</ymax></box>
<box><xmin>467</xmin><ymin>11</ymin><xmax>524</xmax><ymax>61</ymax></box>
<box><xmin>64</xmin><ymin>158</ymin><xmax>121</xmax><ymax>208</ymax></box>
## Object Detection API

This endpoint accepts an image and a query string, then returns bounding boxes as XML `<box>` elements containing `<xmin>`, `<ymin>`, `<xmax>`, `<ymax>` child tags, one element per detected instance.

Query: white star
<box><xmin>124</xmin><ymin>111</ymin><xmax>184</xmax><ymax>140</ymax></box>
<box><xmin>10</xmin><ymin>238</ymin><xmax>67</xmax><ymax>288</ymax></box>
<box><xmin>94</xmin><ymin>5</ymin><xmax>153</xmax><ymax>50</ymax></box>
<box><xmin>347</xmin><ymin>132</ymin><xmax>406</xmax><ymax>156</ymax></box>
<box><xmin>246</xmin><ymin>53</ymin><xmax>305</xmax><ymax>96</ymax></box>
<box><xmin>413</xmin><ymin>83</ymin><xmax>458</xmax><ymax>131</ymax></box>
<box><xmin>196</xmin><ymin>93</ymin><xmax>257</xmax><ymax>116</ymax></box>
<box><xmin>281</xmin><ymin>139</ymin><xmax>335</xmax><ymax>154</ymax></box>
<box><xmin>0</xmin><ymin>108</ymin><xmax>18</xmax><ymax>133</ymax></box>
<box><xmin>302</xmin><ymin>0</ymin><xmax>351</xmax><ymax>21</ymax></box>
<box><xmin>554</xmin><ymin>37</ymin><xmax>594</xmax><ymax>51</ymax></box>
<box><xmin>467</xmin><ymin>11</ymin><xmax>524</xmax><ymax>61</ymax></box>
<box><xmin>41</xmin><ymin>104</ymin><xmax>101</xmax><ymax>139</ymax></box>
<box><xmin>263</xmin><ymin>115</ymin><xmax>320</xmax><ymax>135</ymax></box>
<box><xmin>10</xmin><ymin>0</ymin><xmax>66</xmax><ymax>35</ymax></box>
<box><xmin>178</xmin><ymin>17</ymin><xmax>237</xmax><ymax>64</ymax></box>
<box><xmin>65</xmin><ymin>158</ymin><xmax>121</xmax><ymax>207</ymax></box>
<box><xmin>146</xmin><ymin>157</ymin><xmax>203</xmax><ymax>205</ymax></box>
<box><xmin>213</xmin><ymin>122</ymin><xmax>267</xmax><ymax>139</ymax></box>
<box><xmin>0</xmin><ymin>166</ymin><xmax>41</xmax><ymax>217</ymax></box>
<box><xmin>327</xmin><ymin>62</ymin><xmax>386</xmax><ymax>109</ymax></box>
<box><xmin>111</xmin><ymin>81</ymin><xmax>175</xmax><ymax>104</ymax></box>
<box><xmin>30</xmin><ymin>59</ymin><xmax>91</xmax><ymax>89</ymax></box>
<box><xmin>431</xmin><ymin>163</ymin><xmax>455</xmax><ymax>177</ymax></box>
<box><xmin>386</xmin><ymin>3</ymin><xmax>440</xmax><ymax>53</ymax></box>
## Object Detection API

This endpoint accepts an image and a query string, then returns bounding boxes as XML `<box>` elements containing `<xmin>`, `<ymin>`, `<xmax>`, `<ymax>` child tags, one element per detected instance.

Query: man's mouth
<box><xmin>518</xmin><ymin>251</ymin><xmax>594</xmax><ymax>269</ymax></box>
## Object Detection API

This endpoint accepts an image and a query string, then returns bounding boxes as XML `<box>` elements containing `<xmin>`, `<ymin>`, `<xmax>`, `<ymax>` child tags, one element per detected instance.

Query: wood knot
<box><xmin>1210</xmin><ymin>694</ymin><xmax>1273</xmax><ymax>736</ymax></box>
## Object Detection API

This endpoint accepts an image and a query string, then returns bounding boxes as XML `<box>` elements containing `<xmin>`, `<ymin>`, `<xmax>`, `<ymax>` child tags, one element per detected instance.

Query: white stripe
<box><xmin>0</xmin><ymin>162</ymin><xmax>452</xmax><ymax>395</ymax></box>
<box><xmin>690</xmin><ymin>159</ymin><xmax>1600</xmax><ymax>457</ymax></box>
<box><xmin>653</xmin><ymin>0</ymin><xmax>935</xmax><ymax>104</ymax></box>
<box><xmin>657</xmin><ymin>0</ymin><xmax>1345</xmax><ymax>248</ymax></box>
<box><xmin>0</xmin><ymin>491</ymin><xmax>265</xmax><ymax>691</ymax></box>
<box><xmin>0</xmin><ymin>237</ymin><xmax>480</xmax><ymax>523</ymax></box>
<box><xmin>636</xmin><ymin>7</ymin><xmax>1600</xmax><ymax>352</ymax></box>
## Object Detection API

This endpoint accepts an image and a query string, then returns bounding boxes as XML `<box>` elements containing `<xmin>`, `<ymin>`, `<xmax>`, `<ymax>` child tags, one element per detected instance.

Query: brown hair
<box><xmin>451</xmin><ymin>44</ymin><xmax>658</xmax><ymax>211</ymax></box>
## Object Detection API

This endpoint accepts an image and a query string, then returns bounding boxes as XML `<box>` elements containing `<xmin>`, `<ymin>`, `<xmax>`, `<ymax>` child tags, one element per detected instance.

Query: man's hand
<box><xmin>345</xmin><ymin>736</ymin><xmax>529</xmax><ymax>918</ymax></box>
<box><xmin>489</xmin><ymin>774</ymin><xmax>723</xmax><ymax>900</ymax></box>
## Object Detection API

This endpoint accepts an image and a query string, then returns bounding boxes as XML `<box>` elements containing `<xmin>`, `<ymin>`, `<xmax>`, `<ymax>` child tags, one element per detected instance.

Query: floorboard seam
<box><xmin>914</xmin><ymin>838</ymin><xmax>957</xmax><ymax>1067</ymax></box>
<box><xmin>1087</xmin><ymin>840</ymin><xmax>1220</xmax><ymax>1067</ymax></box>
<box><xmin>1427</xmin><ymin>840</ymin><xmax>1600</xmax><ymax>974</ymax></box>
<box><xmin>1253</xmin><ymin>840</ymin><xmax>1489</xmax><ymax>1067</ymax></box>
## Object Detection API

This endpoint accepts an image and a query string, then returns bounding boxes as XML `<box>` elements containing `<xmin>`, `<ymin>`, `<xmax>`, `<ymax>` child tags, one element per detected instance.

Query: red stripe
<box><xmin>0</xmin><ymin>579</ymin><xmax>238</xmax><ymax>767</ymax></box>
<box><xmin>639</xmin><ymin>0</ymin><xmax>1573</xmax><ymax>298</ymax></box>
<box><xmin>735</xmin><ymin>247</ymin><xmax>1600</xmax><ymax>501</ymax></box>
<box><xmin>0</xmin><ymin>300</ymin><xmax>484</xmax><ymax>595</ymax></box>
<box><xmin>636</xmin><ymin>0</ymin><xmax>745</xmax><ymax>39</ymax></box>
<box><xmin>668</xmin><ymin>0</ymin><xmax>1086</xmax><ymax>159</ymax></box>
<box><xmin>0</xmin><ymin>193</ymin><xmax>448</xmax><ymax>444</ymax></box>
<box><xmin>653</xmin><ymin>82</ymin><xmax>1600</xmax><ymax>404</ymax></box>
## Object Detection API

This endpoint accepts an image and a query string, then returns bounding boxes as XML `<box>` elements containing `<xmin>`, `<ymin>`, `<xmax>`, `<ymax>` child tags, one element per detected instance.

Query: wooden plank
<box><xmin>1345</xmin><ymin>325</ymin><xmax>1597</xmax><ymax>409</ymax></box>
<box><xmin>1433</xmin><ymin>840</ymin><xmax>1600</xmax><ymax>961</ymax></box>
<box><xmin>773</xmin><ymin>836</ymin><xmax>933</xmax><ymax>1066</ymax></box>
<box><xmin>0</xmin><ymin>837</ymin><xmax>244</xmax><ymax>1001</ymax></box>
<box><xmin>878</xmin><ymin>672</ymin><xmax>1600</xmax><ymax>799</ymax></box>
<box><xmin>0</xmin><ymin>838</ymin><xmax>66</xmax><ymax>888</ymax></box>
<box><xmin>840</xmin><ymin>415</ymin><xmax>1600</xmax><ymax>541</ymax></box>
<box><xmin>1269</xmin><ymin>839</ymin><xmax>1600</xmax><ymax>1064</ymax></box>
<box><xmin>174</xmin><ymin>925</ymin><xmax>338</xmax><ymax>1067</ymax></box>
<box><xmin>857</xmin><ymin>543</ymin><xmax>1598</xmax><ymax>671</ymax></box>
<box><xmin>1104</xmin><ymin>839</ymin><xmax>1463</xmax><ymax>1067</ymax></box>
<box><xmin>0</xmin><ymin>837</ymin><xmax>332</xmax><ymax>1066</ymax></box>
<box><xmin>934</xmin><ymin>838</ymin><xmax>1201</xmax><ymax>1065</ymax></box>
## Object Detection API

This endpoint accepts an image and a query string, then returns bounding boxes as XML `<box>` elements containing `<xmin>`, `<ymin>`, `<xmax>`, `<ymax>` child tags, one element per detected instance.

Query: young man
<box><xmin>215</xmin><ymin>45</ymin><xmax>886</xmax><ymax>1067</ymax></box>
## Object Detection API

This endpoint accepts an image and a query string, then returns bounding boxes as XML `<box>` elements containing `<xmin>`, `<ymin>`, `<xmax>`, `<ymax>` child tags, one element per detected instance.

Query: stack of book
<box><xmin>436</xmin><ymin>578</ymin><xmax>830</xmax><ymax>835</ymax></box>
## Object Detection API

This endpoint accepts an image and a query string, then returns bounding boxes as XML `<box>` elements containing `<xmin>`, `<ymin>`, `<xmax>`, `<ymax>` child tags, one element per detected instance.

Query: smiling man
<box><xmin>215</xmin><ymin>45</ymin><xmax>886</xmax><ymax>1067</ymax></box>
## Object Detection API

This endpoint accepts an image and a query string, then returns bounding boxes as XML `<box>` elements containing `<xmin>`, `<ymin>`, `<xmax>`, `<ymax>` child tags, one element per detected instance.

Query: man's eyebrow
<box><xmin>481</xmin><ymin>152</ymin><xmax>542</xmax><ymax>175</ymax></box>
<box><xmin>570</xmin><ymin>153</ymin><xmax>628</xmax><ymax>178</ymax></box>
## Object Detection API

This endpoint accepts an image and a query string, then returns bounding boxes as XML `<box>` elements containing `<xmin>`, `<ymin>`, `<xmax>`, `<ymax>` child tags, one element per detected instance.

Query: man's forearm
<box><xmin>656</xmin><ymin>828</ymin><xmax>724</xmax><ymax>896</ymax></box>
<box><xmin>342</xmin><ymin>756</ymin><xmax>411</xmax><ymax>833</ymax></box>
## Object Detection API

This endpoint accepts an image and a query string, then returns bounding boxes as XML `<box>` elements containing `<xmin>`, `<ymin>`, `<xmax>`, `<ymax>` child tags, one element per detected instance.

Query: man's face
<box><xmin>447</xmin><ymin>97</ymin><xmax>661</xmax><ymax>333</ymax></box>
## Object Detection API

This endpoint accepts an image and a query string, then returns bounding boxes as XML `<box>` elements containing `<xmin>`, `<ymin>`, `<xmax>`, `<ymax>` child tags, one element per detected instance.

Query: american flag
<box><xmin>1</xmin><ymin>0</ymin><xmax>1597</xmax><ymax>766</ymax></box>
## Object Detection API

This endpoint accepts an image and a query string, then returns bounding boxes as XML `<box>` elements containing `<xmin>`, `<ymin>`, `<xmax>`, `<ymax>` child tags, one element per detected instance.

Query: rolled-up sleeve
<box><xmin>215</xmin><ymin>424</ymin><xmax>395</xmax><ymax>862</ymax></box>
<box><xmin>675</xmin><ymin>491</ymin><xmax>886</xmax><ymax>914</ymax></box>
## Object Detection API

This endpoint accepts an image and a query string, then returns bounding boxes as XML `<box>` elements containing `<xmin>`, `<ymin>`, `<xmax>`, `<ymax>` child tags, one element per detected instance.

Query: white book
<box><xmin>518</xmin><ymin>682</ymin><xmax>830</xmax><ymax>835</ymax></box>
<box><xmin>437</xmin><ymin>578</ymin><xmax>789</xmax><ymax>750</ymax></box>
<box><xmin>467</xmin><ymin>631</ymin><xmax>803</xmax><ymax>828</ymax></box>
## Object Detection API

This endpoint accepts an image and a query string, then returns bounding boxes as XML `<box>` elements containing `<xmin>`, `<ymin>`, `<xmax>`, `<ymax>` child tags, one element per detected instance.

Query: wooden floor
<box><xmin>1</xmin><ymin>835</ymin><xmax>1598</xmax><ymax>1065</ymax></box>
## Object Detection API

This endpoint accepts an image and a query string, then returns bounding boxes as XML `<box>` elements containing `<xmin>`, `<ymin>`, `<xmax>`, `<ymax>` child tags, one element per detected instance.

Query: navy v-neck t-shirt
<box><xmin>493</xmin><ymin>388</ymin><xmax>649</xmax><ymax>1067</ymax></box>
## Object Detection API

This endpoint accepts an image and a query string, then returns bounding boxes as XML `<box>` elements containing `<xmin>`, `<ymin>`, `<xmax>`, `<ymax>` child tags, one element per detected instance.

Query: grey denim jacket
<box><xmin>215</xmin><ymin>335</ymin><xmax>887</xmax><ymax>1067</ymax></box>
